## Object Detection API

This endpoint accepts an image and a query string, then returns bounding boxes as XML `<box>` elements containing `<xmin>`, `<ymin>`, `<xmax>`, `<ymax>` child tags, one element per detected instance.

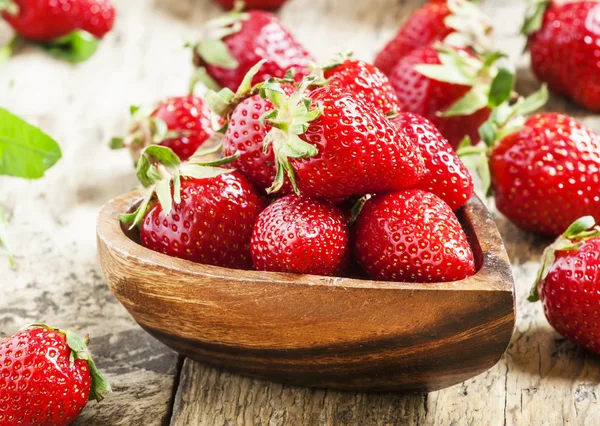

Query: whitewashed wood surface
<box><xmin>1</xmin><ymin>0</ymin><xmax>599</xmax><ymax>425</ymax></box>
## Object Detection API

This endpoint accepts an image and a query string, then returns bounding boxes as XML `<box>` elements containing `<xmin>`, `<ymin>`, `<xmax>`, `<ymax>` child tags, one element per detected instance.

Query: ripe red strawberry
<box><xmin>192</xmin><ymin>10</ymin><xmax>313</xmax><ymax>91</ymax></box>
<box><xmin>490</xmin><ymin>113</ymin><xmax>600</xmax><ymax>236</ymax></box>
<box><xmin>251</xmin><ymin>194</ymin><xmax>350</xmax><ymax>275</ymax></box>
<box><xmin>0</xmin><ymin>325</ymin><xmax>110</xmax><ymax>426</ymax></box>
<box><xmin>389</xmin><ymin>45</ymin><xmax>514</xmax><ymax>148</ymax></box>
<box><xmin>222</xmin><ymin>85</ymin><xmax>296</xmax><ymax>195</ymax></box>
<box><xmin>112</xmin><ymin>96</ymin><xmax>215</xmax><ymax>163</ymax></box>
<box><xmin>322</xmin><ymin>54</ymin><xmax>401</xmax><ymax>114</ymax></box>
<box><xmin>390</xmin><ymin>112</ymin><xmax>473</xmax><ymax>210</ymax></box>
<box><xmin>1</xmin><ymin>0</ymin><xmax>115</xmax><ymax>41</ymax></box>
<box><xmin>523</xmin><ymin>1</ymin><xmax>600</xmax><ymax>111</ymax></box>
<box><xmin>375</xmin><ymin>0</ymin><xmax>490</xmax><ymax>75</ymax></box>
<box><xmin>215</xmin><ymin>0</ymin><xmax>286</xmax><ymax>10</ymax></box>
<box><xmin>354</xmin><ymin>189</ymin><xmax>475</xmax><ymax>282</ymax></box>
<box><xmin>259</xmin><ymin>78</ymin><xmax>425</xmax><ymax>200</ymax></box>
<box><xmin>529</xmin><ymin>216</ymin><xmax>600</xmax><ymax>354</ymax></box>
<box><xmin>122</xmin><ymin>145</ymin><xmax>265</xmax><ymax>269</ymax></box>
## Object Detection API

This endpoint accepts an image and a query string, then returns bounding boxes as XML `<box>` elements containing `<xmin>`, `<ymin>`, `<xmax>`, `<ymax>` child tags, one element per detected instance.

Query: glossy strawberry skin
<box><xmin>223</xmin><ymin>86</ymin><xmax>295</xmax><ymax>195</ymax></box>
<box><xmin>529</xmin><ymin>1</ymin><xmax>600</xmax><ymax>111</ymax></box>
<box><xmin>389</xmin><ymin>45</ymin><xmax>491</xmax><ymax>148</ymax></box>
<box><xmin>140</xmin><ymin>172</ymin><xmax>265</xmax><ymax>269</ymax></box>
<box><xmin>323</xmin><ymin>59</ymin><xmax>402</xmax><ymax>114</ymax></box>
<box><xmin>0</xmin><ymin>328</ymin><xmax>91</xmax><ymax>426</ymax></box>
<box><xmin>250</xmin><ymin>194</ymin><xmax>350</xmax><ymax>275</ymax></box>
<box><xmin>391</xmin><ymin>112</ymin><xmax>473</xmax><ymax>210</ymax></box>
<box><xmin>490</xmin><ymin>113</ymin><xmax>600</xmax><ymax>236</ymax></box>
<box><xmin>375</xmin><ymin>1</ymin><xmax>453</xmax><ymax>75</ymax></box>
<box><xmin>152</xmin><ymin>96</ymin><xmax>215</xmax><ymax>162</ymax></box>
<box><xmin>291</xmin><ymin>85</ymin><xmax>425</xmax><ymax>200</ymax></box>
<box><xmin>354</xmin><ymin>189</ymin><xmax>475</xmax><ymax>282</ymax></box>
<box><xmin>196</xmin><ymin>11</ymin><xmax>313</xmax><ymax>91</ymax></box>
<box><xmin>3</xmin><ymin>0</ymin><xmax>115</xmax><ymax>41</ymax></box>
<box><xmin>537</xmin><ymin>237</ymin><xmax>600</xmax><ymax>354</ymax></box>
<box><xmin>215</xmin><ymin>0</ymin><xmax>286</xmax><ymax>10</ymax></box>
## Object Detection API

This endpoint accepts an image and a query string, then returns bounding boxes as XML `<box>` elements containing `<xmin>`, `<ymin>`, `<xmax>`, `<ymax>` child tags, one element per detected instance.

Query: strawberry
<box><xmin>523</xmin><ymin>1</ymin><xmax>600</xmax><ymax>111</ymax></box>
<box><xmin>354</xmin><ymin>189</ymin><xmax>475</xmax><ymax>282</ymax></box>
<box><xmin>215</xmin><ymin>0</ymin><xmax>286</xmax><ymax>10</ymax></box>
<box><xmin>257</xmin><ymin>77</ymin><xmax>425</xmax><ymax>200</ymax></box>
<box><xmin>1</xmin><ymin>0</ymin><xmax>115</xmax><ymax>41</ymax></box>
<box><xmin>374</xmin><ymin>0</ymin><xmax>491</xmax><ymax>75</ymax></box>
<box><xmin>111</xmin><ymin>96</ymin><xmax>215</xmax><ymax>163</ymax></box>
<box><xmin>322</xmin><ymin>53</ymin><xmax>401</xmax><ymax>115</ymax></box>
<box><xmin>390</xmin><ymin>112</ymin><xmax>473</xmax><ymax>210</ymax></box>
<box><xmin>192</xmin><ymin>8</ymin><xmax>313</xmax><ymax>91</ymax></box>
<box><xmin>121</xmin><ymin>145</ymin><xmax>265</xmax><ymax>269</ymax></box>
<box><xmin>251</xmin><ymin>194</ymin><xmax>350</xmax><ymax>275</ymax></box>
<box><xmin>529</xmin><ymin>216</ymin><xmax>600</xmax><ymax>354</ymax></box>
<box><xmin>389</xmin><ymin>45</ymin><xmax>513</xmax><ymax>148</ymax></box>
<box><xmin>489</xmin><ymin>112</ymin><xmax>600</xmax><ymax>236</ymax></box>
<box><xmin>0</xmin><ymin>325</ymin><xmax>110</xmax><ymax>426</ymax></box>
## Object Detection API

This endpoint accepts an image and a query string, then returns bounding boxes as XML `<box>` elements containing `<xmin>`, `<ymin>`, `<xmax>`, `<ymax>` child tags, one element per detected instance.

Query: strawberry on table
<box><xmin>111</xmin><ymin>96</ymin><xmax>215</xmax><ymax>163</ymax></box>
<box><xmin>191</xmin><ymin>7</ymin><xmax>313</xmax><ymax>91</ymax></box>
<box><xmin>0</xmin><ymin>325</ymin><xmax>110</xmax><ymax>426</ymax></box>
<box><xmin>523</xmin><ymin>0</ymin><xmax>600</xmax><ymax>111</ymax></box>
<box><xmin>353</xmin><ymin>189</ymin><xmax>475</xmax><ymax>283</ymax></box>
<box><xmin>257</xmin><ymin>76</ymin><xmax>425</xmax><ymax>200</ymax></box>
<box><xmin>121</xmin><ymin>145</ymin><xmax>265</xmax><ymax>269</ymax></box>
<box><xmin>374</xmin><ymin>0</ymin><xmax>491</xmax><ymax>75</ymax></box>
<box><xmin>390</xmin><ymin>112</ymin><xmax>473</xmax><ymax>210</ymax></box>
<box><xmin>389</xmin><ymin>45</ymin><xmax>513</xmax><ymax>148</ymax></box>
<box><xmin>1</xmin><ymin>0</ymin><xmax>115</xmax><ymax>41</ymax></box>
<box><xmin>529</xmin><ymin>216</ymin><xmax>600</xmax><ymax>354</ymax></box>
<box><xmin>322</xmin><ymin>53</ymin><xmax>401</xmax><ymax>115</ymax></box>
<box><xmin>251</xmin><ymin>194</ymin><xmax>350</xmax><ymax>275</ymax></box>
<box><xmin>489</xmin><ymin>112</ymin><xmax>600</xmax><ymax>236</ymax></box>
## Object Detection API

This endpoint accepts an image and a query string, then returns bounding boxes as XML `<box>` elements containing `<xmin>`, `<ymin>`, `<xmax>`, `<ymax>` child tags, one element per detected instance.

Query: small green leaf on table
<box><xmin>35</xmin><ymin>30</ymin><xmax>99</xmax><ymax>64</ymax></box>
<box><xmin>0</xmin><ymin>108</ymin><xmax>62</xmax><ymax>179</ymax></box>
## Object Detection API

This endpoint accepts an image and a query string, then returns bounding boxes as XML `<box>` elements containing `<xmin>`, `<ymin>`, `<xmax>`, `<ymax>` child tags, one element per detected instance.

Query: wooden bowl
<box><xmin>97</xmin><ymin>191</ymin><xmax>515</xmax><ymax>392</ymax></box>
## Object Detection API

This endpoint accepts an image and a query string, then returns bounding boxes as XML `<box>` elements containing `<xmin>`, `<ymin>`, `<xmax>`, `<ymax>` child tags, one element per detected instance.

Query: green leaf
<box><xmin>0</xmin><ymin>0</ymin><xmax>19</xmax><ymax>14</ymax></box>
<box><xmin>195</xmin><ymin>39</ymin><xmax>238</xmax><ymax>69</ymax></box>
<box><xmin>154</xmin><ymin>177</ymin><xmax>173</xmax><ymax>216</ymax></box>
<box><xmin>0</xmin><ymin>108</ymin><xmax>62</xmax><ymax>179</ymax></box>
<box><xmin>189</xmin><ymin>67</ymin><xmax>222</xmax><ymax>94</ymax></box>
<box><xmin>522</xmin><ymin>0</ymin><xmax>549</xmax><ymax>35</ymax></box>
<box><xmin>35</xmin><ymin>30</ymin><xmax>99</xmax><ymax>64</ymax></box>
<box><xmin>488</xmin><ymin>68</ymin><xmax>515</xmax><ymax>107</ymax></box>
<box><xmin>514</xmin><ymin>84</ymin><xmax>548</xmax><ymax>116</ymax></box>
<box><xmin>236</xmin><ymin>59</ymin><xmax>267</xmax><ymax>97</ymax></box>
<box><xmin>205</xmin><ymin>88</ymin><xmax>235</xmax><ymax>117</ymax></box>
<box><xmin>130</xmin><ymin>105</ymin><xmax>141</xmax><ymax>116</ymax></box>
<box><xmin>414</xmin><ymin>64</ymin><xmax>474</xmax><ymax>86</ymax></box>
<box><xmin>440</xmin><ymin>87</ymin><xmax>488</xmax><ymax>117</ymax></box>
<box><xmin>119</xmin><ymin>190</ymin><xmax>154</xmax><ymax>230</ymax></box>
<box><xmin>564</xmin><ymin>216</ymin><xmax>595</xmax><ymax>238</ymax></box>
<box><xmin>0</xmin><ymin>35</ymin><xmax>22</xmax><ymax>66</ymax></box>
<box><xmin>143</xmin><ymin>145</ymin><xmax>181</xmax><ymax>169</ymax></box>
<box><xmin>179</xmin><ymin>164</ymin><xmax>232</xmax><ymax>179</ymax></box>
<box><xmin>478</xmin><ymin>119</ymin><xmax>498</xmax><ymax>146</ymax></box>
<box><xmin>0</xmin><ymin>205</ymin><xmax>14</xmax><ymax>268</ymax></box>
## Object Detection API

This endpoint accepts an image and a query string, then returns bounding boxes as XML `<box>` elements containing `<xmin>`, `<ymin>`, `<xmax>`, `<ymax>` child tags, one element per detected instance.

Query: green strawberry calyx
<box><xmin>521</xmin><ymin>0</ymin><xmax>551</xmax><ymax>36</ymax></box>
<box><xmin>416</xmin><ymin>47</ymin><xmax>517</xmax><ymax>118</ymax></box>
<box><xmin>28</xmin><ymin>324</ymin><xmax>112</xmax><ymax>402</ymax></box>
<box><xmin>119</xmin><ymin>142</ymin><xmax>237</xmax><ymax>229</ymax></box>
<box><xmin>110</xmin><ymin>105</ymin><xmax>191</xmax><ymax>164</ymax></box>
<box><xmin>443</xmin><ymin>0</ymin><xmax>492</xmax><ymax>53</ymax></box>
<box><xmin>457</xmin><ymin>84</ymin><xmax>548</xmax><ymax>197</ymax></box>
<box><xmin>204</xmin><ymin>59</ymin><xmax>269</xmax><ymax>122</ymax></box>
<box><xmin>192</xmin><ymin>1</ymin><xmax>248</xmax><ymax>71</ymax></box>
<box><xmin>528</xmin><ymin>216</ymin><xmax>600</xmax><ymax>302</ymax></box>
<box><xmin>259</xmin><ymin>76</ymin><xmax>323</xmax><ymax>195</ymax></box>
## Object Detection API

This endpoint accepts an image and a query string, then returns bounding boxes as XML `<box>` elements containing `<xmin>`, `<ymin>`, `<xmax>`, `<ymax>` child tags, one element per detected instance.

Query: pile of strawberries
<box><xmin>114</xmin><ymin>0</ymin><xmax>600</xmax><ymax>358</ymax></box>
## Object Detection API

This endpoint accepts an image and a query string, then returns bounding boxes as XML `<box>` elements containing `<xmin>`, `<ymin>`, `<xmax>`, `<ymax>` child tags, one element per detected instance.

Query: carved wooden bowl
<box><xmin>97</xmin><ymin>191</ymin><xmax>515</xmax><ymax>392</ymax></box>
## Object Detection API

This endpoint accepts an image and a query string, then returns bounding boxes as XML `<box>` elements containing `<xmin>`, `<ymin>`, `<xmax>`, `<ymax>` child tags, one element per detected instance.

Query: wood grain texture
<box><xmin>97</xmin><ymin>191</ymin><xmax>514</xmax><ymax>393</ymax></box>
<box><xmin>1</xmin><ymin>0</ymin><xmax>600</xmax><ymax>424</ymax></box>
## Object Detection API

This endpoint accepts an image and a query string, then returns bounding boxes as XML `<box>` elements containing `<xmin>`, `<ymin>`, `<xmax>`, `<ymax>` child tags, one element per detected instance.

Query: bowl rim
<box><xmin>97</xmin><ymin>190</ymin><xmax>514</xmax><ymax>293</ymax></box>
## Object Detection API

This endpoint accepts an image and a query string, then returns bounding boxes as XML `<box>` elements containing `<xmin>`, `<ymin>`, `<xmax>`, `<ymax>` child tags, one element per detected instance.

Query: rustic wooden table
<box><xmin>1</xmin><ymin>0</ymin><xmax>599</xmax><ymax>424</ymax></box>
